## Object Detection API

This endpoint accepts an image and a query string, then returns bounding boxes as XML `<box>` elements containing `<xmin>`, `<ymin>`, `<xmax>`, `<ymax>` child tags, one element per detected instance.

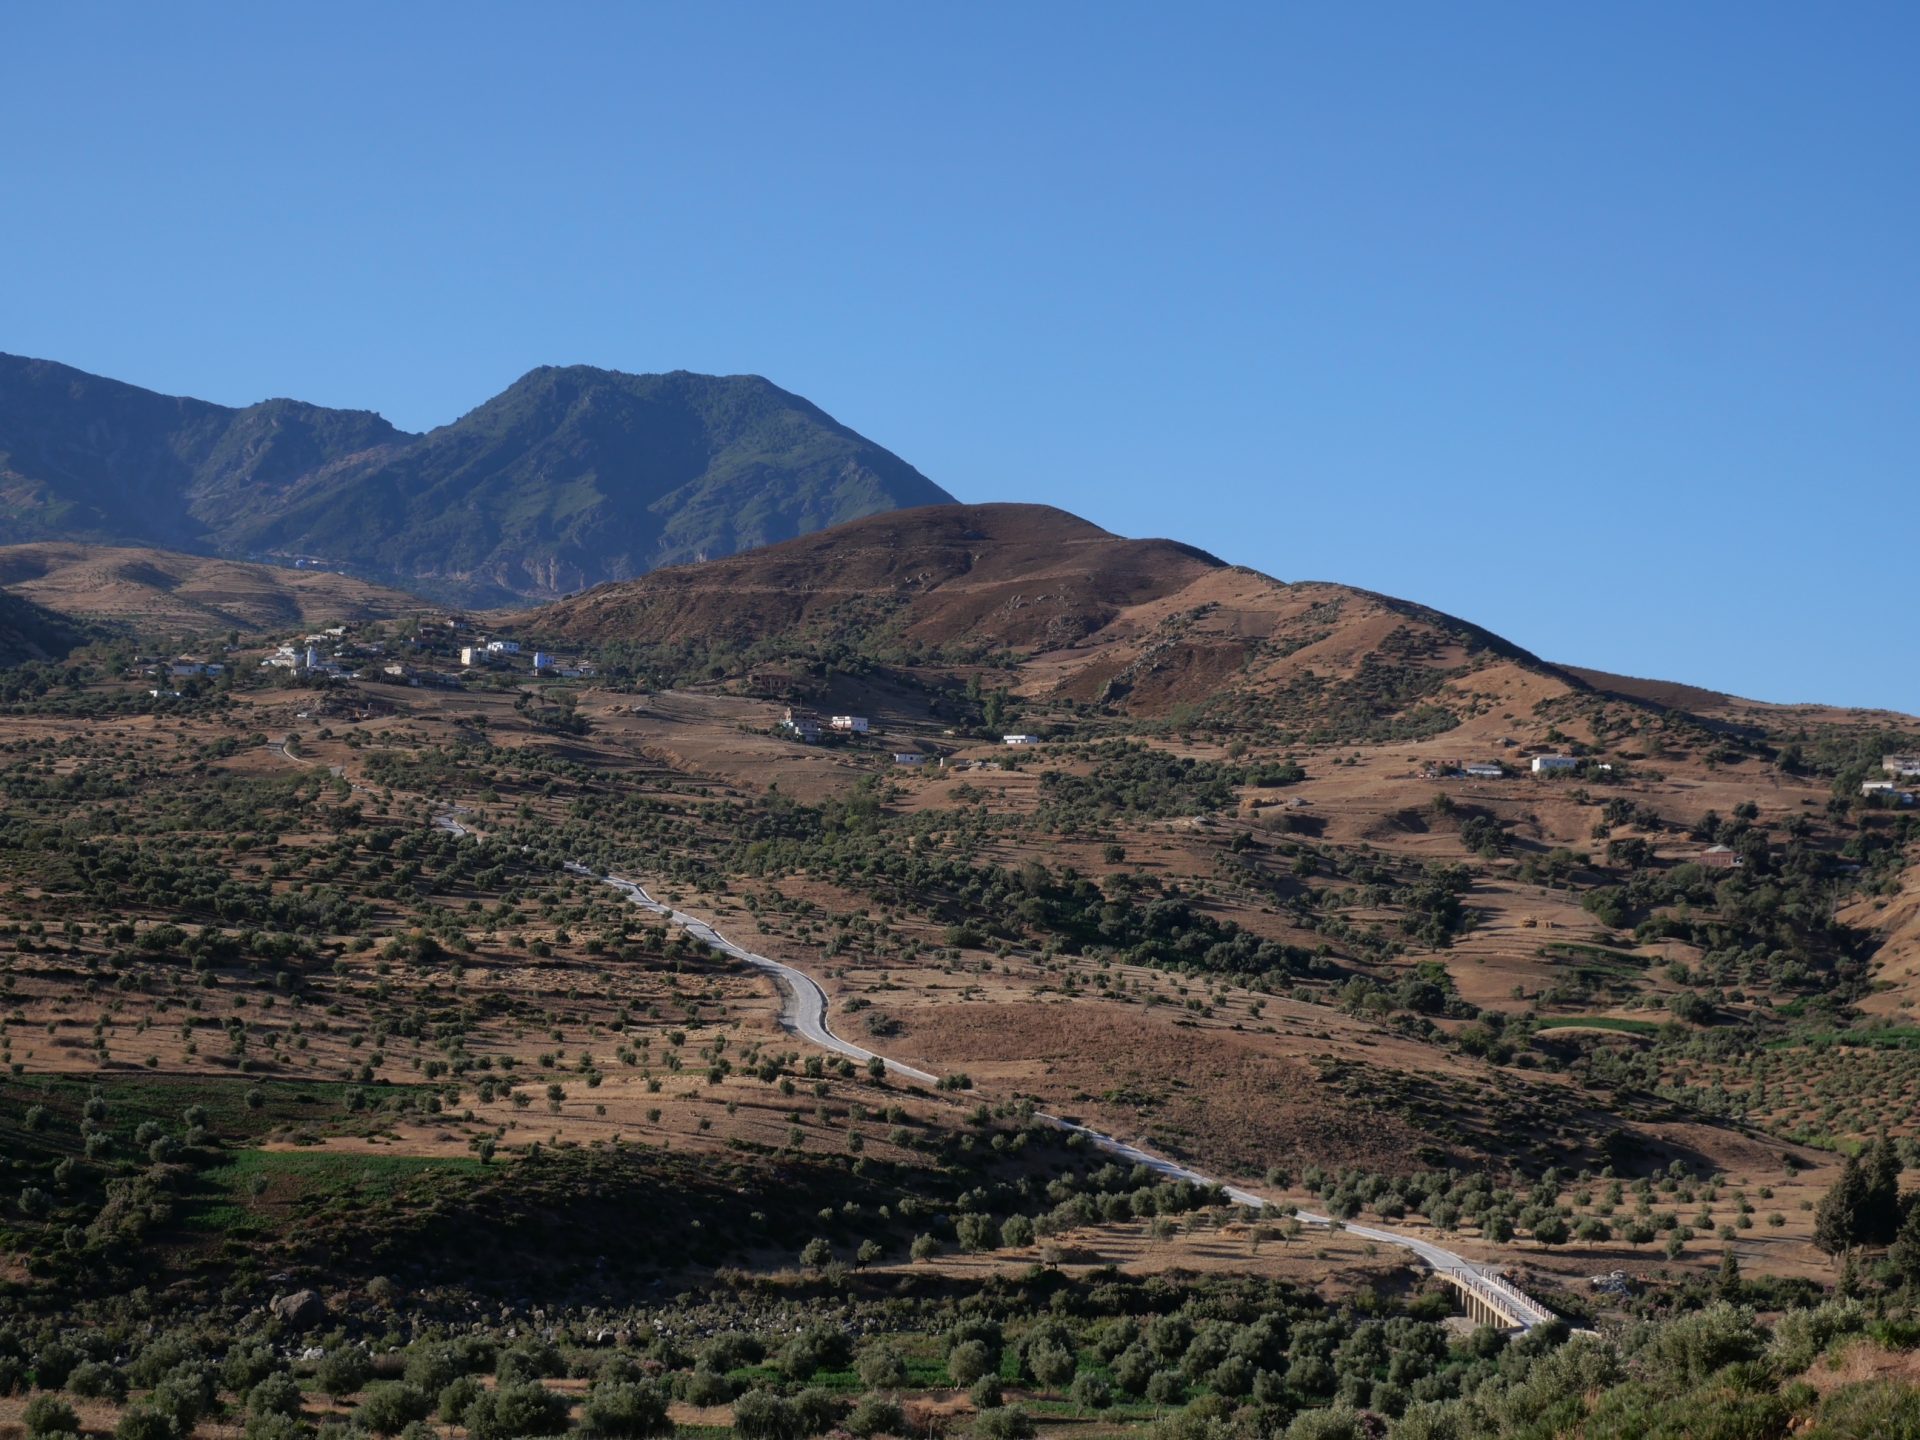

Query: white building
<box><xmin>459</xmin><ymin>646</ymin><xmax>481</xmax><ymax>666</ymax></box>
<box><xmin>1883</xmin><ymin>756</ymin><xmax>1920</xmax><ymax>778</ymax></box>
<box><xmin>485</xmin><ymin>639</ymin><xmax>521</xmax><ymax>655</ymax></box>
<box><xmin>780</xmin><ymin>708</ymin><xmax>822</xmax><ymax>743</ymax></box>
<box><xmin>1531</xmin><ymin>755</ymin><xmax>1579</xmax><ymax>774</ymax></box>
<box><xmin>1863</xmin><ymin>779</ymin><xmax>1898</xmax><ymax>797</ymax></box>
<box><xmin>532</xmin><ymin>652</ymin><xmax>555</xmax><ymax>672</ymax></box>
<box><xmin>1003</xmin><ymin>734</ymin><xmax>1041</xmax><ymax>747</ymax></box>
<box><xmin>1463</xmin><ymin>763</ymin><xmax>1505</xmax><ymax>779</ymax></box>
<box><xmin>893</xmin><ymin>752</ymin><xmax>928</xmax><ymax>766</ymax></box>
<box><xmin>831</xmin><ymin>715</ymin><xmax>869</xmax><ymax>734</ymax></box>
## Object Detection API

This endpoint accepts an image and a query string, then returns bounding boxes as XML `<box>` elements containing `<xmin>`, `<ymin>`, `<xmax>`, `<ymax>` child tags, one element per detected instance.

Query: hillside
<box><xmin>1</xmin><ymin>498</ymin><xmax>1918</xmax><ymax>1398</ymax></box>
<box><xmin>0</xmin><ymin>354</ymin><xmax>405</xmax><ymax>550</ymax></box>
<box><xmin>0</xmin><ymin>543</ymin><xmax>437</xmax><ymax>636</ymax></box>
<box><xmin>0</xmin><ymin>588</ymin><xmax>91</xmax><ymax>666</ymax></box>
<box><xmin>0</xmin><ymin>353</ymin><xmax>952</xmax><ymax>604</ymax></box>
<box><xmin>529</xmin><ymin>502</ymin><xmax>1586</xmax><ymax>735</ymax></box>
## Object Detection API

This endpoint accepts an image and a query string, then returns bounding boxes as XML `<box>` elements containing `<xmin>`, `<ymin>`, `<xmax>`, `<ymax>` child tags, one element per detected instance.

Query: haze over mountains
<box><xmin>0</xmin><ymin>353</ymin><xmax>952</xmax><ymax>605</ymax></box>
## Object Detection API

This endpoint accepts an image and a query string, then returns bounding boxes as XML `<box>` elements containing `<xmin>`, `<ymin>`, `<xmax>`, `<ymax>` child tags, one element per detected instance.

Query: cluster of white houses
<box><xmin>779</xmin><ymin>709</ymin><xmax>880</xmax><ymax>741</ymax></box>
<box><xmin>261</xmin><ymin>626</ymin><xmax>355</xmax><ymax>677</ymax></box>
<box><xmin>457</xmin><ymin>640</ymin><xmax>590</xmax><ymax>676</ymax></box>
<box><xmin>779</xmin><ymin>707</ymin><xmax>1045</xmax><ymax>763</ymax></box>
<box><xmin>1428</xmin><ymin>753</ymin><xmax>1583</xmax><ymax>781</ymax></box>
<box><xmin>253</xmin><ymin>623</ymin><xmax>591</xmax><ymax>688</ymax></box>
<box><xmin>1862</xmin><ymin>755</ymin><xmax>1920</xmax><ymax>805</ymax></box>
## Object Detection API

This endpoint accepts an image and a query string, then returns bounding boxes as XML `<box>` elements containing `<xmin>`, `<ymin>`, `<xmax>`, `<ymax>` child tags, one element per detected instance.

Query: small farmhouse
<box><xmin>831</xmin><ymin>715</ymin><xmax>870</xmax><ymax>734</ymax></box>
<box><xmin>1003</xmin><ymin>734</ymin><xmax>1041</xmax><ymax>747</ymax></box>
<box><xmin>1699</xmin><ymin>845</ymin><xmax>1745</xmax><ymax>870</ymax></box>
<box><xmin>1883</xmin><ymin>756</ymin><xmax>1920</xmax><ymax>778</ymax></box>
<box><xmin>779</xmin><ymin>708</ymin><xmax>822</xmax><ymax>743</ymax></box>
<box><xmin>1463</xmin><ymin>763</ymin><xmax>1505</xmax><ymax>779</ymax></box>
<box><xmin>1531</xmin><ymin>755</ymin><xmax>1579</xmax><ymax>774</ymax></box>
<box><xmin>892</xmin><ymin>752</ymin><xmax>928</xmax><ymax>766</ymax></box>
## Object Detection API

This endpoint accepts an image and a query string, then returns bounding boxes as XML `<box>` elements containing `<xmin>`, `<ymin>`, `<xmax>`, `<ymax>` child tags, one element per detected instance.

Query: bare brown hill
<box><xmin>528</xmin><ymin>502</ymin><xmax>1586</xmax><ymax>734</ymax></box>
<box><xmin>0</xmin><ymin>542</ymin><xmax>437</xmax><ymax>635</ymax></box>
<box><xmin>529</xmin><ymin>503</ymin><xmax>1222</xmax><ymax>652</ymax></box>
<box><xmin>1562</xmin><ymin>666</ymin><xmax>1738</xmax><ymax>715</ymax></box>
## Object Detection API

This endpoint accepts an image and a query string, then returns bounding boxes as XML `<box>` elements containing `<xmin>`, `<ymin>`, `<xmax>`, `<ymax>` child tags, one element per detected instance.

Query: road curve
<box><xmin>565</xmin><ymin>864</ymin><xmax>938</xmax><ymax>1085</ymax></box>
<box><xmin>537</xmin><ymin>853</ymin><xmax>1557</xmax><ymax>1330</ymax></box>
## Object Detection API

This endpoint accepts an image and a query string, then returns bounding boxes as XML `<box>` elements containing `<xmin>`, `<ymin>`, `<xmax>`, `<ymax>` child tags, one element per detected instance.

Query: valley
<box><xmin>1</xmin><ymin>503</ymin><xmax>1917</xmax><ymax>1440</ymax></box>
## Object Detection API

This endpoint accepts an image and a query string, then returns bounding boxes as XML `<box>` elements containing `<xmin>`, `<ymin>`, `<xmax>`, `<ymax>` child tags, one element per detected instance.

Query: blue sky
<box><xmin>3</xmin><ymin>4</ymin><xmax>1914</xmax><ymax>711</ymax></box>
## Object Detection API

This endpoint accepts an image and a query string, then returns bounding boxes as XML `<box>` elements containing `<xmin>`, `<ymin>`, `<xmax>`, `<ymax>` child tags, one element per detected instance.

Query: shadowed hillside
<box><xmin>0</xmin><ymin>589</ymin><xmax>91</xmax><ymax>666</ymax></box>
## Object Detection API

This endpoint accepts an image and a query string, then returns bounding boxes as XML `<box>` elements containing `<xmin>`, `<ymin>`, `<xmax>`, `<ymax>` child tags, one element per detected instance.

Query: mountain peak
<box><xmin>0</xmin><ymin>355</ymin><xmax>955</xmax><ymax>604</ymax></box>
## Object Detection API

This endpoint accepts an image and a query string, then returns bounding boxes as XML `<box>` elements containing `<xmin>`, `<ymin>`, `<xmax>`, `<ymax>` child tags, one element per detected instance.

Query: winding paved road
<box><xmin>284</xmin><ymin>739</ymin><xmax>1559</xmax><ymax>1329</ymax></box>
<box><xmin>564</xmin><ymin>864</ymin><xmax>939</xmax><ymax>1085</ymax></box>
<box><xmin>541</xmin><ymin>851</ymin><xmax>1558</xmax><ymax>1331</ymax></box>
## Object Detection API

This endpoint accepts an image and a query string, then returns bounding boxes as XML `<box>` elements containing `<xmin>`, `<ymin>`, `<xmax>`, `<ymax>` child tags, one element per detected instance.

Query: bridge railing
<box><xmin>1451</xmin><ymin>1268</ymin><xmax>1553</xmax><ymax>1327</ymax></box>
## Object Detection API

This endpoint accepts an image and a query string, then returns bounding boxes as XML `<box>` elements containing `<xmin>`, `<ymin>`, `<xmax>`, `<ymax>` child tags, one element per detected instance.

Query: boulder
<box><xmin>271</xmin><ymin>1289</ymin><xmax>327</xmax><ymax>1330</ymax></box>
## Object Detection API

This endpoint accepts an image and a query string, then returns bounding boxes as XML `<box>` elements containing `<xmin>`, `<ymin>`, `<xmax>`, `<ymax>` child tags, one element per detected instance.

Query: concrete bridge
<box><xmin>1437</xmin><ymin>1266</ymin><xmax>1557</xmax><ymax>1331</ymax></box>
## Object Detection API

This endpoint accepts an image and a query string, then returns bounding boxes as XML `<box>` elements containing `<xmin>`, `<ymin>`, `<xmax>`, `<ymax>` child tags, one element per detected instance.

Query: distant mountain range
<box><xmin>0</xmin><ymin>353</ymin><xmax>953</xmax><ymax>604</ymax></box>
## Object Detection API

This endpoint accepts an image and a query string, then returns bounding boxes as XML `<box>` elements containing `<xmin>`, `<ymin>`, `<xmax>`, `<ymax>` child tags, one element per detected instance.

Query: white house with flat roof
<box><xmin>1531</xmin><ymin>755</ymin><xmax>1579</xmax><ymax>774</ymax></box>
<box><xmin>1003</xmin><ymin>734</ymin><xmax>1041</xmax><ymax>746</ymax></box>
<box><xmin>831</xmin><ymin>715</ymin><xmax>869</xmax><ymax>733</ymax></box>
<box><xmin>780</xmin><ymin>708</ymin><xmax>822</xmax><ymax>742</ymax></box>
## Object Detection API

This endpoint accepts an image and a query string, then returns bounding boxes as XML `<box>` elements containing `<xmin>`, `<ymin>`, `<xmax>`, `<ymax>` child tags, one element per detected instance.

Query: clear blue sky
<box><xmin>4</xmin><ymin>4</ymin><xmax>1914</xmax><ymax>711</ymax></box>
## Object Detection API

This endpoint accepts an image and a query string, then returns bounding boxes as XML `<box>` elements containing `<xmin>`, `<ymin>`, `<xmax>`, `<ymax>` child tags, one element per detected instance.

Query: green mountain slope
<box><xmin>0</xmin><ymin>355</ymin><xmax>953</xmax><ymax>604</ymax></box>
<box><xmin>0</xmin><ymin>354</ymin><xmax>405</xmax><ymax>547</ymax></box>
<box><xmin>224</xmin><ymin>366</ymin><xmax>954</xmax><ymax>603</ymax></box>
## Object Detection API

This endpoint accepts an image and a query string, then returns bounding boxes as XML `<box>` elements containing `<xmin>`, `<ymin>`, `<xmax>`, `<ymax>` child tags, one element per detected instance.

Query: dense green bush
<box><xmin>24</xmin><ymin>1395</ymin><xmax>80</xmax><ymax>1438</ymax></box>
<box><xmin>462</xmin><ymin>1381</ymin><xmax>569</xmax><ymax>1440</ymax></box>
<box><xmin>355</xmin><ymin>1382</ymin><xmax>433</xmax><ymax>1437</ymax></box>
<box><xmin>579</xmin><ymin>1380</ymin><xmax>670</xmax><ymax>1439</ymax></box>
